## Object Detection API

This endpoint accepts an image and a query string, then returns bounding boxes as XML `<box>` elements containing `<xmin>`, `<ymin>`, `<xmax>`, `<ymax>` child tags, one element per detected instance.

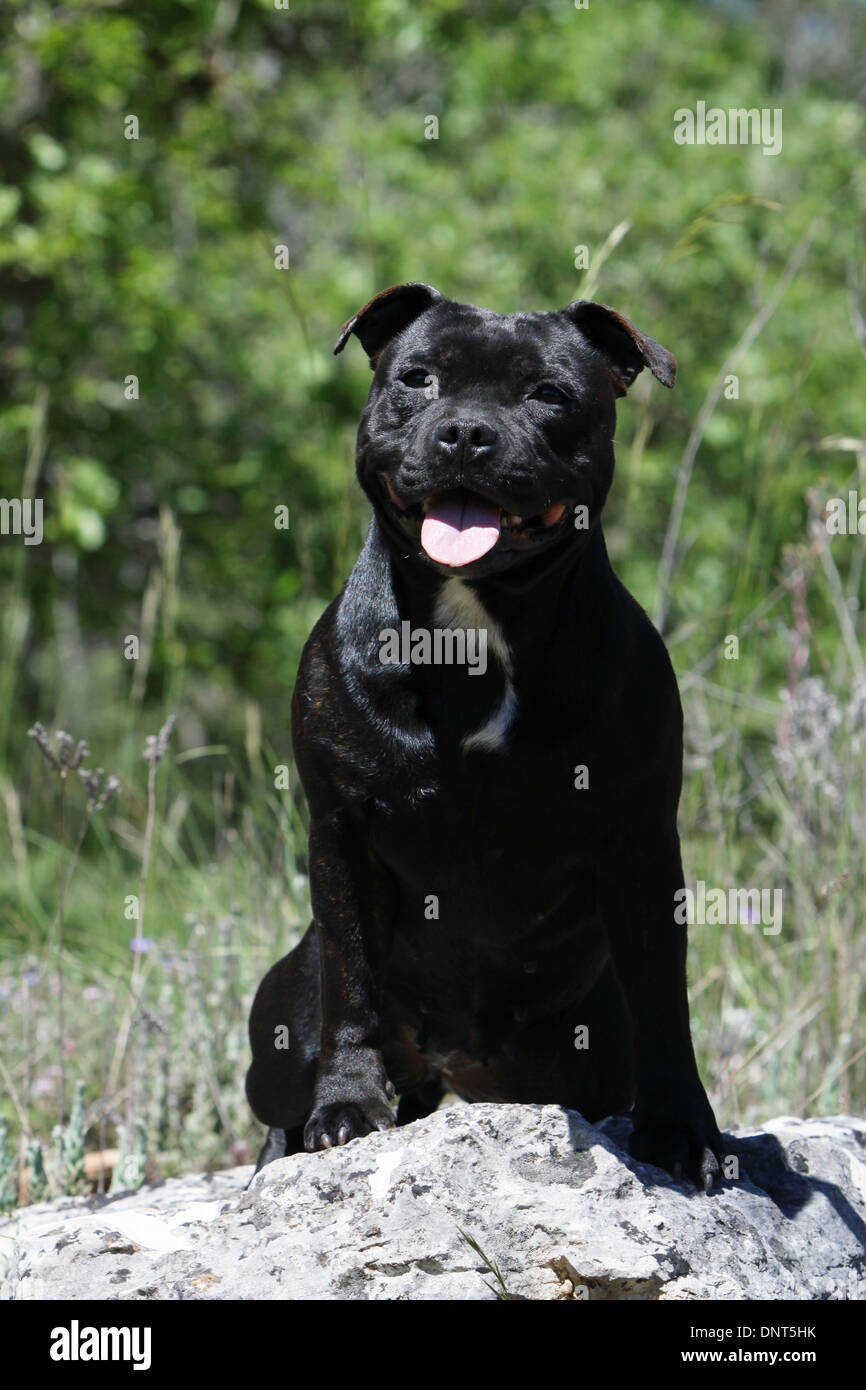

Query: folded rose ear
<box><xmin>334</xmin><ymin>282</ymin><xmax>445</xmax><ymax>365</ymax></box>
<box><xmin>562</xmin><ymin>300</ymin><xmax>677</xmax><ymax>394</ymax></box>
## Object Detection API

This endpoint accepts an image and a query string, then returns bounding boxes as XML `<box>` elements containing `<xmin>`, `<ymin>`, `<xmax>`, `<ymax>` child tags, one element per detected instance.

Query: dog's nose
<box><xmin>433</xmin><ymin>418</ymin><xmax>499</xmax><ymax>459</ymax></box>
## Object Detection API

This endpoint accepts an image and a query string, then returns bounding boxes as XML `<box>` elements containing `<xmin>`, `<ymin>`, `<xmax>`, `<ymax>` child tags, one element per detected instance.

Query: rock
<box><xmin>1</xmin><ymin>1104</ymin><xmax>864</xmax><ymax>1300</ymax></box>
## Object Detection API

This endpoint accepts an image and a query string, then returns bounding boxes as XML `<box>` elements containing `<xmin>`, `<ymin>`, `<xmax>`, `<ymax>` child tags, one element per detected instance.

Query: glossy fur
<box><xmin>246</xmin><ymin>284</ymin><xmax>723</xmax><ymax>1190</ymax></box>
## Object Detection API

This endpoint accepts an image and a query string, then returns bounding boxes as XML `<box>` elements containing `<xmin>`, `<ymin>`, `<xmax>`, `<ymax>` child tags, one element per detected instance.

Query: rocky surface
<box><xmin>2</xmin><ymin>1104</ymin><xmax>865</xmax><ymax>1300</ymax></box>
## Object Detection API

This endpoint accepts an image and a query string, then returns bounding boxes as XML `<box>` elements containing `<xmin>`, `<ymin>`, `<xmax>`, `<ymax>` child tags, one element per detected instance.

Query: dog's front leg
<box><xmin>599</xmin><ymin>828</ymin><xmax>724</xmax><ymax>1190</ymax></box>
<box><xmin>303</xmin><ymin>814</ymin><xmax>397</xmax><ymax>1151</ymax></box>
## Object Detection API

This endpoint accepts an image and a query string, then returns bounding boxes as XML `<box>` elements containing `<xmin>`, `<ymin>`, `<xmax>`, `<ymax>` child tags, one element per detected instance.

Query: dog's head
<box><xmin>335</xmin><ymin>283</ymin><xmax>675</xmax><ymax>579</ymax></box>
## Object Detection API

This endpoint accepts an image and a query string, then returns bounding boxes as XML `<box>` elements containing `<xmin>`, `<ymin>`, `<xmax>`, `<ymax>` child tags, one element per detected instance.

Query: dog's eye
<box><xmin>531</xmin><ymin>384</ymin><xmax>568</xmax><ymax>405</ymax></box>
<box><xmin>401</xmin><ymin>369</ymin><xmax>431</xmax><ymax>388</ymax></box>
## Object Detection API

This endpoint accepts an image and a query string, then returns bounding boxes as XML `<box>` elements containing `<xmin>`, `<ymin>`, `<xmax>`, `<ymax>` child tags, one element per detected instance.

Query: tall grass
<box><xmin>0</xmin><ymin>736</ymin><xmax>309</xmax><ymax>1205</ymax></box>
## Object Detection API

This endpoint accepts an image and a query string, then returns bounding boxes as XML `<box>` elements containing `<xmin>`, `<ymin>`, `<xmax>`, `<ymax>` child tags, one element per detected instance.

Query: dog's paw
<box><xmin>630</xmin><ymin>1073</ymin><xmax>724</xmax><ymax>1191</ymax></box>
<box><xmin>629</xmin><ymin>1123</ymin><xmax>723</xmax><ymax>1192</ymax></box>
<box><xmin>304</xmin><ymin>1095</ymin><xmax>396</xmax><ymax>1151</ymax></box>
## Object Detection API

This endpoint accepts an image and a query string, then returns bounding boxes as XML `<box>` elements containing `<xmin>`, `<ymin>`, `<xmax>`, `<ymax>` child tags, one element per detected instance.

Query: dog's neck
<box><xmin>383</xmin><ymin>520</ymin><xmax>613</xmax><ymax>672</ymax></box>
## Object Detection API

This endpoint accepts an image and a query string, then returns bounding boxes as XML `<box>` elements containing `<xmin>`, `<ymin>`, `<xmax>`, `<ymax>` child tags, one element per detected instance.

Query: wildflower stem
<box><xmin>57</xmin><ymin>773</ymin><xmax>66</xmax><ymax>1125</ymax></box>
<box><xmin>107</xmin><ymin>718</ymin><xmax>173</xmax><ymax>1105</ymax></box>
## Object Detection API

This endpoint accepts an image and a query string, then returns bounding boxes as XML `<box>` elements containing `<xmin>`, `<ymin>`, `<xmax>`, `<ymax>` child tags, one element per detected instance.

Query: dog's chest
<box><xmin>367</xmin><ymin>736</ymin><xmax>603</xmax><ymax>926</ymax></box>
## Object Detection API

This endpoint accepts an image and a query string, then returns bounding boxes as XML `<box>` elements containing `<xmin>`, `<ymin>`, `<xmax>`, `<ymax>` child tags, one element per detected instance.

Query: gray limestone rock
<box><xmin>2</xmin><ymin>1104</ymin><xmax>864</xmax><ymax>1300</ymax></box>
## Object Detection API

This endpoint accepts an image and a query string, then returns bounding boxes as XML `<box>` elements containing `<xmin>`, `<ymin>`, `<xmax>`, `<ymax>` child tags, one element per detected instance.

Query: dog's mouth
<box><xmin>382</xmin><ymin>480</ymin><xmax>569</xmax><ymax>568</ymax></box>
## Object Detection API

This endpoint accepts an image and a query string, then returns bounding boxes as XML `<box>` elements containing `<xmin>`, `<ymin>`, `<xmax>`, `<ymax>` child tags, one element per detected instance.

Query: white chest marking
<box><xmin>433</xmin><ymin>578</ymin><xmax>517</xmax><ymax>752</ymax></box>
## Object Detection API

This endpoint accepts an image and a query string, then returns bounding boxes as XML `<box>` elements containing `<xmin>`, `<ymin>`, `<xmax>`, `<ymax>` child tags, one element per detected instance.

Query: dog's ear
<box><xmin>562</xmin><ymin>300</ymin><xmax>676</xmax><ymax>395</ymax></box>
<box><xmin>334</xmin><ymin>282</ymin><xmax>445</xmax><ymax>365</ymax></box>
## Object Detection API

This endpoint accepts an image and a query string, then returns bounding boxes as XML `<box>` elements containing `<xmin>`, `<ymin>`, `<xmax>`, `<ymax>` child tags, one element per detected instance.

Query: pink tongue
<box><xmin>420</xmin><ymin>490</ymin><xmax>502</xmax><ymax>567</ymax></box>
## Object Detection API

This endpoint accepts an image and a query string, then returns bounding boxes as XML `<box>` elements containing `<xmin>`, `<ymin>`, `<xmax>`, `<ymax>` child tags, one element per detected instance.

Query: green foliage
<box><xmin>0</xmin><ymin>1117</ymin><xmax>16</xmax><ymax>1211</ymax></box>
<box><xmin>109</xmin><ymin>1118</ymin><xmax>147</xmax><ymax>1194</ymax></box>
<box><xmin>2</xmin><ymin>0</ymin><xmax>864</xmax><ymax>766</ymax></box>
<box><xmin>53</xmin><ymin>1078</ymin><xmax>87</xmax><ymax>1196</ymax></box>
<box><xmin>25</xmin><ymin>1137</ymin><xmax>48</xmax><ymax>1204</ymax></box>
<box><xmin>458</xmin><ymin>1226</ymin><xmax>517</xmax><ymax>1300</ymax></box>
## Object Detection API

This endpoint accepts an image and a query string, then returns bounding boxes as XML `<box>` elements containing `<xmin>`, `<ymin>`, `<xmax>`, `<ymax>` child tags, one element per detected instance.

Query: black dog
<box><xmin>246</xmin><ymin>283</ymin><xmax>723</xmax><ymax>1189</ymax></box>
